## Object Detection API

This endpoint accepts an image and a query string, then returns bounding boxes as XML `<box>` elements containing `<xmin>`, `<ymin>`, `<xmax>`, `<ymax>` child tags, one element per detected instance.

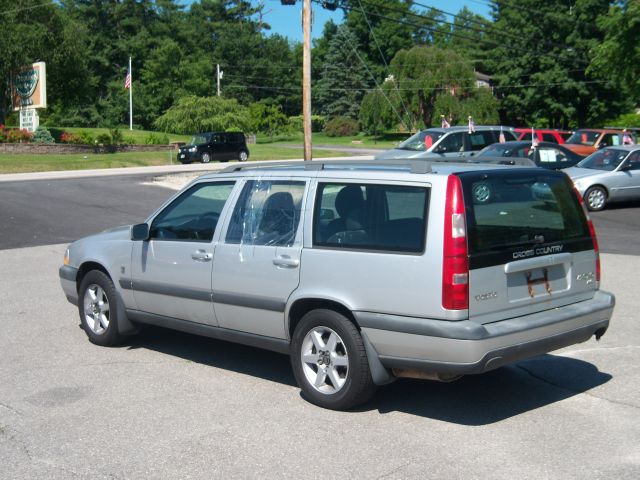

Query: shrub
<box><xmin>123</xmin><ymin>136</ymin><xmax>137</xmax><ymax>145</ymax></box>
<box><xmin>96</xmin><ymin>133</ymin><xmax>112</xmax><ymax>145</ymax></box>
<box><xmin>60</xmin><ymin>132</ymin><xmax>83</xmax><ymax>144</ymax></box>
<box><xmin>32</xmin><ymin>127</ymin><xmax>55</xmax><ymax>144</ymax></box>
<box><xmin>0</xmin><ymin>124</ymin><xmax>6</xmax><ymax>143</ymax></box>
<box><xmin>110</xmin><ymin>128</ymin><xmax>123</xmax><ymax>145</ymax></box>
<box><xmin>76</xmin><ymin>130</ymin><xmax>96</xmax><ymax>145</ymax></box>
<box><xmin>5</xmin><ymin>128</ymin><xmax>33</xmax><ymax>143</ymax></box>
<box><xmin>144</xmin><ymin>132</ymin><xmax>170</xmax><ymax>145</ymax></box>
<box><xmin>324</xmin><ymin>116</ymin><xmax>359</xmax><ymax>137</ymax></box>
<box><xmin>288</xmin><ymin>115</ymin><xmax>326</xmax><ymax>133</ymax></box>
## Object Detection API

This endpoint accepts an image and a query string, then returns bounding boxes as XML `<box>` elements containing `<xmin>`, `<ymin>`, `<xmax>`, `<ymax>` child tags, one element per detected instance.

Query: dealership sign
<box><xmin>12</xmin><ymin>62</ymin><xmax>47</xmax><ymax>111</ymax></box>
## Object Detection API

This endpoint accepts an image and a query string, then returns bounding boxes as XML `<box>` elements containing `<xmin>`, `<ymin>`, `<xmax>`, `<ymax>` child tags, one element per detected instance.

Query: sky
<box><xmin>254</xmin><ymin>0</ymin><xmax>493</xmax><ymax>41</ymax></box>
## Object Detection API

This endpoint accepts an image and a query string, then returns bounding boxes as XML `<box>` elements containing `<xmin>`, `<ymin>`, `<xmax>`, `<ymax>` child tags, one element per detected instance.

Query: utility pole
<box><xmin>302</xmin><ymin>0</ymin><xmax>312</xmax><ymax>161</ymax></box>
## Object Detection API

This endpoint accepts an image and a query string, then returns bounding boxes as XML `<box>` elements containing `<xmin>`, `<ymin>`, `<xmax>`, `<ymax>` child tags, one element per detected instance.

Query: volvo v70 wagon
<box><xmin>60</xmin><ymin>160</ymin><xmax>614</xmax><ymax>410</ymax></box>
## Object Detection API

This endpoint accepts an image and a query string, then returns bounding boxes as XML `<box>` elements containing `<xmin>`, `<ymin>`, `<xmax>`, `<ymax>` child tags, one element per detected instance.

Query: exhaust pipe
<box><xmin>392</xmin><ymin>368</ymin><xmax>462</xmax><ymax>383</ymax></box>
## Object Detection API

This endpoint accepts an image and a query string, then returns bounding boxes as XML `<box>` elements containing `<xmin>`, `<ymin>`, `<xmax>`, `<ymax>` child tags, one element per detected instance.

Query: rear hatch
<box><xmin>458</xmin><ymin>169</ymin><xmax>598</xmax><ymax>324</ymax></box>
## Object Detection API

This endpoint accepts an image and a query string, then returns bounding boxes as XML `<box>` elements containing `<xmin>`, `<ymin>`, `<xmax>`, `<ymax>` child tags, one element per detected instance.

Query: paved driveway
<box><xmin>0</xmin><ymin>246</ymin><xmax>638</xmax><ymax>479</ymax></box>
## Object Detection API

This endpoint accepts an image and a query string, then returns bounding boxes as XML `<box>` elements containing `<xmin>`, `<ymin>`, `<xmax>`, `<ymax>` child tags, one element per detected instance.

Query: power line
<box><xmin>355</xmin><ymin>0</ymin><xmax>415</xmax><ymax>130</ymax></box>
<box><xmin>222</xmin><ymin>79</ymin><xmax>609</xmax><ymax>92</ymax></box>
<box><xmin>349</xmin><ymin>0</ymin><xmax>590</xmax><ymax>65</ymax></box>
<box><xmin>0</xmin><ymin>1</ymin><xmax>53</xmax><ymax>16</ymax></box>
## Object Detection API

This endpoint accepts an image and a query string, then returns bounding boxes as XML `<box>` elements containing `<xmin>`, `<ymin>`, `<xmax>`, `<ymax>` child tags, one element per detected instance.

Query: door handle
<box><xmin>191</xmin><ymin>250</ymin><xmax>213</xmax><ymax>262</ymax></box>
<box><xmin>273</xmin><ymin>255</ymin><xmax>300</xmax><ymax>268</ymax></box>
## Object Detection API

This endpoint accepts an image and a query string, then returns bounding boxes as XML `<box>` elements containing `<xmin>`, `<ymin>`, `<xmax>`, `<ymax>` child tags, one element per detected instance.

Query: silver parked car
<box><xmin>563</xmin><ymin>145</ymin><xmax>640</xmax><ymax>211</ymax></box>
<box><xmin>60</xmin><ymin>160</ymin><xmax>614</xmax><ymax>410</ymax></box>
<box><xmin>375</xmin><ymin>126</ymin><xmax>517</xmax><ymax>160</ymax></box>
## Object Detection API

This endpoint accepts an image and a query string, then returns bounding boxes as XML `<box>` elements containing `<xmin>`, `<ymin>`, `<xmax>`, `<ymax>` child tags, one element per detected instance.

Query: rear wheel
<box><xmin>78</xmin><ymin>270</ymin><xmax>123</xmax><ymax>346</ymax></box>
<box><xmin>291</xmin><ymin>309</ymin><xmax>376</xmax><ymax>410</ymax></box>
<box><xmin>584</xmin><ymin>186</ymin><xmax>607</xmax><ymax>211</ymax></box>
<box><xmin>238</xmin><ymin>150</ymin><xmax>249</xmax><ymax>162</ymax></box>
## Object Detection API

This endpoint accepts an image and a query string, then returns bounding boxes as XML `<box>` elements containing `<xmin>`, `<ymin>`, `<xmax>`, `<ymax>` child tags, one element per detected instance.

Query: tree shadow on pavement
<box><xmin>124</xmin><ymin>325</ymin><xmax>611</xmax><ymax>425</ymax></box>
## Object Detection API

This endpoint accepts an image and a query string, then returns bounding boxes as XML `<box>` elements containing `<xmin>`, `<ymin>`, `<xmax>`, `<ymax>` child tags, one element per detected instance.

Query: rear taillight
<box><xmin>573</xmin><ymin>185</ymin><xmax>600</xmax><ymax>286</ymax></box>
<box><xmin>442</xmin><ymin>175</ymin><xmax>469</xmax><ymax>310</ymax></box>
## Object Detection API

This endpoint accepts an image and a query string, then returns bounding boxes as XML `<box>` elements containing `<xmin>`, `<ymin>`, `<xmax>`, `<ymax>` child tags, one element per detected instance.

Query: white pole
<box><xmin>129</xmin><ymin>56</ymin><xmax>133</xmax><ymax>131</ymax></box>
<box><xmin>217</xmin><ymin>64</ymin><xmax>221</xmax><ymax>97</ymax></box>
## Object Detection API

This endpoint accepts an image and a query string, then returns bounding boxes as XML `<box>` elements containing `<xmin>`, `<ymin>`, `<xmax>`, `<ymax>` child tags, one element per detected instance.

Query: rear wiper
<box><xmin>494</xmin><ymin>235</ymin><xmax>546</xmax><ymax>249</ymax></box>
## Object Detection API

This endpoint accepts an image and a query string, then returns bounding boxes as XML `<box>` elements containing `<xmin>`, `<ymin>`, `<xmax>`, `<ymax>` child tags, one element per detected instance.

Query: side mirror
<box><xmin>131</xmin><ymin>223</ymin><xmax>150</xmax><ymax>241</ymax></box>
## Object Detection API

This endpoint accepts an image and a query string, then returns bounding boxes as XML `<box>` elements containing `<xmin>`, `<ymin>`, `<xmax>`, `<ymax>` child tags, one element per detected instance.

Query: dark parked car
<box><xmin>477</xmin><ymin>141</ymin><xmax>585</xmax><ymax>169</ymax></box>
<box><xmin>178</xmin><ymin>132</ymin><xmax>249</xmax><ymax>164</ymax></box>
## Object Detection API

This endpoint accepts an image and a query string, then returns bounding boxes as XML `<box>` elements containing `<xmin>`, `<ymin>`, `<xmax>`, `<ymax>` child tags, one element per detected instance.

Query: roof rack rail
<box><xmin>218</xmin><ymin>159</ymin><xmax>432</xmax><ymax>174</ymax></box>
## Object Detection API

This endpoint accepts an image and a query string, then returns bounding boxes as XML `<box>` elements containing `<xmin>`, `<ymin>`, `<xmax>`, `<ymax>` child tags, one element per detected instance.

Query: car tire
<box><xmin>238</xmin><ymin>150</ymin><xmax>249</xmax><ymax>162</ymax></box>
<box><xmin>78</xmin><ymin>270</ymin><xmax>123</xmax><ymax>347</ymax></box>
<box><xmin>584</xmin><ymin>186</ymin><xmax>607</xmax><ymax>211</ymax></box>
<box><xmin>291</xmin><ymin>309</ymin><xmax>376</xmax><ymax>410</ymax></box>
<box><xmin>201</xmin><ymin>152</ymin><xmax>211</xmax><ymax>163</ymax></box>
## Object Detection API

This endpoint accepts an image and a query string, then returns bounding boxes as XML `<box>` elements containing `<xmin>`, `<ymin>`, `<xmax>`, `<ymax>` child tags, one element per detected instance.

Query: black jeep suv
<box><xmin>177</xmin><ymin>132</ymin><xmax>249</xmax><ymax>164</ymax></box>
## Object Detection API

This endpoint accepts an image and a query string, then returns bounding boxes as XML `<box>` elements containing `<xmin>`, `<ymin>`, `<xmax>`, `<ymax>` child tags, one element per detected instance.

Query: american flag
<box><xmin>468</xmin><ymin>116</ymin><xmax>475</xmax><ymax>134</ymax></box>
<box><xmin>441</xmin><ymin>115</ymin><xmax>450</xmax><ymax>129</ymax></box>
<box><xmin>124</xmin><ymin>65</ymin><xmax>131</xmax><ymax>90</ymax></box>
<box><xmin>531</xmin><ymin>126</ymin><xmax>539</xmax><ymax>147</ymax></box>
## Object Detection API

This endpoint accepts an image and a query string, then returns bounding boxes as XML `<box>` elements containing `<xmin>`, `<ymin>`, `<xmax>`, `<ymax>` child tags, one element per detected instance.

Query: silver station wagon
<box><xmin>59</xmin><ymin>160</ymin><xmax>615</xmax><ymax>410</ymax></box>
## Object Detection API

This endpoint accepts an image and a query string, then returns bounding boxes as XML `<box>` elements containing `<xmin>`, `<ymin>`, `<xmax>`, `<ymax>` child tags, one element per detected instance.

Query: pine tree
<box><xmin>316</xmin><ymin>25</ymin><xmax>371</xmax><ymax>120</ymax></box>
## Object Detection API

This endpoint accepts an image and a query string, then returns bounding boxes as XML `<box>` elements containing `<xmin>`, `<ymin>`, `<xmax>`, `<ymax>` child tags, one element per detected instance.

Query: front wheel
<box><xmin>291</xmin><ymin>309</ymin><xmax>376</xmax><ymax>410</ymax></box>
<box><xmin>201</xmin><ymin>152</ymin><xmax>211</xmax><ymax>163</ymax></box>
<box><xmin>78</xmin><ymin>270</ymin><xmax>123</xmax><ymax>346</ymax></box>
<box><xmin>584</xmin><ymin>186</ymin><xmax>607</xmax><ymax>211</ymax></box>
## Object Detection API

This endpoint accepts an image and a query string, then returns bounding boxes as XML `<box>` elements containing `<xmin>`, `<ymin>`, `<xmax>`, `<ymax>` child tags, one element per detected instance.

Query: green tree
<box><xmin>316</xmin><ymin>25</ymin><xmax>370</xmax><ymax>119</ymax></box>
<box><xmin>248</xmin><ymin>102</ymin><xmax>290</xmax><ymax>139</ymax></box>
<box><xmin>359</xmin><ymin>82</ymin><xmax>401</xmax><ymax>134</ymax></box>
<box><xmin>589</xmin><ymin>0</ymin><xmax>640</xmax><ymax>103</ymax></box>
<box><xmin>390</xmin><ymin>46</ymin><xmax>477</xmax><ymax>128</ymax></box>
<box><xmin>487</xmin><ymin>0</ymin><xmax>630</xmax><ymax>128</ymax></box>
<box><xmin>153</xmin><ymin>96</ymin><xmax>250</xmax><ymax>134</ymax></box>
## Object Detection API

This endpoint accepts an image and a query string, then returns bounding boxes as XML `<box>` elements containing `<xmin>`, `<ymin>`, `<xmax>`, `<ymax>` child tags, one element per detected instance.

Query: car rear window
<box><xmin>458</xmin><ymin>171</ymin><xmax>592</xmax><ymax>268</ymax></box>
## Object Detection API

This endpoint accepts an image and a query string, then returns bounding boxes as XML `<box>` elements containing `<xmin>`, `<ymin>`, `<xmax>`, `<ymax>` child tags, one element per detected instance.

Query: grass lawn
<box><xmin>58</xmin><ymin>127</ymin><xmax>192</xmax><ymax>145</ymax></box>
<box><xmin>0</xmin><ymin>145</ymin><xmax>351</xmax><ymax>174</ymax></box>
<box><xmin>256</xmin><ymin>132</ymin><xmax>409</xmax><ymax>149</ymax></box>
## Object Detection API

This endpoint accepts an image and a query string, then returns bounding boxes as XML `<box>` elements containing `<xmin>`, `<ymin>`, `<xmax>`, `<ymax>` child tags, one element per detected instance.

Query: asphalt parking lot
<box><xmin>0</xmin><ymin>170</ymin><xmax>639</xmax><ymax>478</ymax></box>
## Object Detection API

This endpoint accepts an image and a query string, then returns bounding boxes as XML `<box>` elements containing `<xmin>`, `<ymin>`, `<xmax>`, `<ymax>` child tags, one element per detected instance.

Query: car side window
<box><xmin>149</xmin><ymin>182</ymin><xmax>236</xmax><ymax>242</ymax></box>
<box><xmin>211</xmin><ymin>134</ymin><xmax>223</xmax><ymax>144</ymax></box>
<box><xmin>225</xmin><ymin>180</ymin><xmax>306</xmax><ymax>247</ymax></box>
<box><xmin>313</xmin><ymin>183</ymin><xmax>429</xmax><ymax>253</ymax></box>
<box><xmin>542</xmin><ymin>133</ymin><xmax>557</xmax><ymax>143</ymax></box>
<box><xmin>624</xmin><ymin>151</ymin><xmax>640</xmax><ymax>170</ymax></box>
<box><xmin>468</xmin><ymin>131</ymin><xmax>496</xmax><ymax>151</ymax></box>
<box><xmin>538</xmin><ymin>147</ymin><xmax>567</xmax><ymax>164</ymax></box>
<box><xmin>601</xmin><ymin>133</ymin><xmax>621</xmax><ymax>147</ymax></box>
<box><xmin>437</xmin><ymin>132</ymin><xmax>464</xmax><ymax>152</ymax></box>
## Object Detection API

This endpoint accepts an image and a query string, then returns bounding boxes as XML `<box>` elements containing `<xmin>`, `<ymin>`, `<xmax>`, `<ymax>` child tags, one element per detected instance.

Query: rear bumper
<box><xmin>357</xmin><ymin>291</ymin><xmax>614</xmax><ymax>375</ymax></box>
<box><xmin>59</xmin><ymin>265</ymin><xmax>78</xmax><ymax>305</ymax></box>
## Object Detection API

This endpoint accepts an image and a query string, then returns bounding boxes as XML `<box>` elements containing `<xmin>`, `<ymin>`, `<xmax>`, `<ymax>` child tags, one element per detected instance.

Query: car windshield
<box><xmin>189</xmin><ymin>134</ymin><xmax>209</xmax><ymax>145</ymax></box>
<box><xmin>577</xmin><ymin>149</ymin><xmax>628</xmax><ymax>171</ymax></box>
<box><xmin>396</xmin><ymin>131</ymin><xmax>444</xmax><ymax>151</ymax></box>
<box><xmin>565</xmin><ymin>131</ymin><xmax>600</xmax><ymax>146</ymax></box>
